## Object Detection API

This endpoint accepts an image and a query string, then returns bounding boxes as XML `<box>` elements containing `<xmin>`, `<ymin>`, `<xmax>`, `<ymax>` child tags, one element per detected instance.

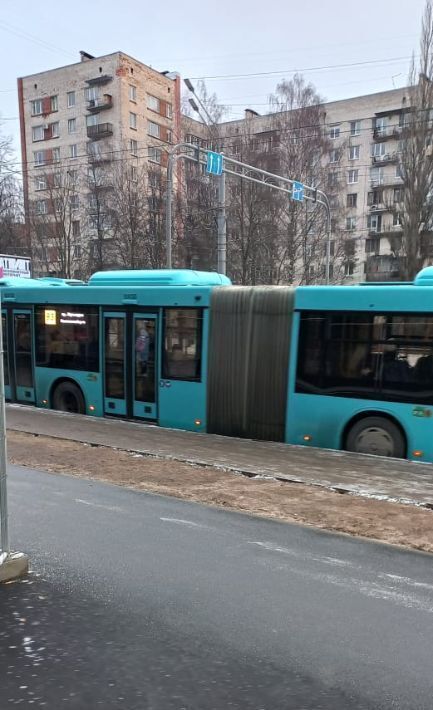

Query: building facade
<box><xmin>184</xmin><ymin>87</ymin><xmax>412</xmax><ymax>283</ymax></box>
<box><xmin>18</xmin><ymin>51</ymin><xmax>181</xmax><ymax>277</ymax></box>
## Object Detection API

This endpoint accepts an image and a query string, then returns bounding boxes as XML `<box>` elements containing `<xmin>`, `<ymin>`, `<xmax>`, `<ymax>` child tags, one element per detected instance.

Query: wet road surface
<box><xmin>1</xmin><ymin>464</ymin><xmax>433</xmax><ymax>709</ymax></box>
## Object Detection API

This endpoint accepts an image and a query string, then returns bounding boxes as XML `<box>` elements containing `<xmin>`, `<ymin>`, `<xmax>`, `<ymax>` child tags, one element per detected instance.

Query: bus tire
<box><xmin>52</xmin><ymin>381</ymin><xmax>85</xmax><ymax>415</ymax></box>
<box><xmin>345</xmin><ymin>416</ymin><xmax>405</xmax><ymax>459</ymax></box>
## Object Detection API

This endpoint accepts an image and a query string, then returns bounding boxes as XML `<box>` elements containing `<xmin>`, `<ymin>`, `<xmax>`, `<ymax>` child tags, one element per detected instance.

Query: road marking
<box><xmin>160</xmin><ymin>517</ymin><xmax>207</xmax><ymax>529</ymax></box>
<box><xmin>74</xmin><ymin>498</ymin><xmax>122</xmax><ymax>512</ymax></box>
<box><xmin>248</xmin><ymin>541</ymin><xmax>356</xmax><ymax>568</ymax></box>
<box><xmin>248</xmin><ymin>541</ymin><xmax>433</xmax><ymax>613</ymax></box>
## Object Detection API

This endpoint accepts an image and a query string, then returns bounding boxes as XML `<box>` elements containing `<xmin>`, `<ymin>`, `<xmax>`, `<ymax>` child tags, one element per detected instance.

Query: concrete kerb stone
<box><xmin>0</xmin><ymin>552</ymin><xmax>29</xmax><ymax>583</ymax></box>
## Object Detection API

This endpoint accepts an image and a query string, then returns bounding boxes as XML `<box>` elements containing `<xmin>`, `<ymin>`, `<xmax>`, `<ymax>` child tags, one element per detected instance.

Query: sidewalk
<box><xmin>6</xmin><ymin>404</ymin><xmax>433</xmax><ymax>509</ymax></box>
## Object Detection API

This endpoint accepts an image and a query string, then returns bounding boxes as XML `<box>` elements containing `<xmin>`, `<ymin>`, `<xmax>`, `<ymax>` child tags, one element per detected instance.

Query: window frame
<box><xmin>162</xmin><ymin>307</ymin><xmax>203</xmax><ymax>382</ymax></box>
<box><xmin>147</xmin><ymin>120</ymin><xmax>160</xmax><ymax>138</ymax></box>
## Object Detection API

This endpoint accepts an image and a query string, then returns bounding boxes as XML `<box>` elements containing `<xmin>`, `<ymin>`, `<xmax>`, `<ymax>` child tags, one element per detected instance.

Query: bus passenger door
<box><xmin>12</xmin><ymin>310</ymin><xmax>35</xmax><ymax>404</ymax></box>
<box><xmin>103</xmin><ymin>313</ymin><xmax>127</xmax><ymax>417</ymax></box>
<box><xmin>2</xmin><ymin>311</ymin><xmax>11</xmax><ymax>401</ymax></box>
<box><xmin>132</xmin><ymin>314</ymin><xmax>157</xmax><ymax>420</ymax></box>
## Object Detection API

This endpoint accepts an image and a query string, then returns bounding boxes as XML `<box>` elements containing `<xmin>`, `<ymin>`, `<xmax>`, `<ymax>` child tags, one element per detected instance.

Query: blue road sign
<box><xmin>292</xmin><ymin>181</ymin><xmax>304</xmax><ymax>202</ymax></box>
<box><xmin>206</xmin><ymin>151</ymin><xmax>224</xmax><ymax>176</ymax></box>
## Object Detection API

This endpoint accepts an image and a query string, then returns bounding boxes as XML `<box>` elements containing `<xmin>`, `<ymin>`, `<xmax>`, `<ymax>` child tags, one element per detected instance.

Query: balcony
<box><xmin>370</xmin><ymin>175</ymin><xmax>403</xmax><ymax>189</ymax></box>
<box><xmin>86</xmin><ymin>75</ymin><xmax>113</xmax><ymax>86</ymax></box>
<box><xmin>365</xmin><ymin>255</ymin><xmax>402</xmax><ymax>282</ymax></box>
<box><xmin>87</xmin><ymin>123</ymin><xmax>113</xmax><ymax>140</ymax></box>
<box><xmin>369</xmin><ymin>203</ymin><xmax>388</xmax><ymax>213</ymax></box>
<box><xmin>372</xmin><ymin>126</ymin><xmax>402</xmax><ymax>141</ymax></box>
<box><xmin>87</xmin><ymin>94</ymin><xmax>113</xmax><ymax>112</ymax></box>
<box><xmin>372</xmin><ymin>152</ymin><xmax>399</xmax><ymax>166</ymax></box>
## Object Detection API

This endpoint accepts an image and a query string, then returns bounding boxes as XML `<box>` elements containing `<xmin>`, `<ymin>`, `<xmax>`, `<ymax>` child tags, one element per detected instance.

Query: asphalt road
<box><xmin>1</xmin><ymin>466</ymin><xmax>433</xmax><ymax>709</ymax></box>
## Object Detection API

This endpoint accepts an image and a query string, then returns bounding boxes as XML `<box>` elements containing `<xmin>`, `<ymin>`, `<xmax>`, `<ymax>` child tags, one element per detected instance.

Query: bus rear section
<box><xmin>287</xmin><ymin>273</ymin><xmax>433</xmax><ymax>463</ymax></box>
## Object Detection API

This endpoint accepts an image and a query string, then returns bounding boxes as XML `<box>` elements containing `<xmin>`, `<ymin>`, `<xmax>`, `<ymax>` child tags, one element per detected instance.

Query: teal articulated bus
<box><xmin>3</xmin><ymin>266</ymin><xmax>433</xmax><ymax>463</ymax></box>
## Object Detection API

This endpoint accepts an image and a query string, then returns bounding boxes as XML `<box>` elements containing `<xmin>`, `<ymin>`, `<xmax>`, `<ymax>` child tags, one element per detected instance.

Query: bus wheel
<box><xmin>52</xmin><ymin>382</ymin><xmax>85</xmax><ymax>415</ymax></box>
<box><xmin>345</xmin><ymin>417</ymin><xmax>405</xmax><ymax>459</ymax></box>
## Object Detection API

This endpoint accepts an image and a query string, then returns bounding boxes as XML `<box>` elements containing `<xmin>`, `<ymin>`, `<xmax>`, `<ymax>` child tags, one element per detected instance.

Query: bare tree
<box><xmin>0</xmin><ymin>127</ymin><xmax>27</xmax><ymax>256</ymax></box>
<box><xmin>29</xmin><ymin>166</ymin><xmax>82</xmax><ymax>278</ymax></box>
<box><xmin>399</xmin><ymin>0</ymin><xmax>433</xmax><ymax>279</ymax></box>
<box><xmin>109</xmin><ymin>158</ymin><xmax>146</xmax><ymax>269</ymax></box>
<box><xmin>269</xmin><ymin>76</ymin><xmax>349</xmax><ymax>284</ymax></box>
<box><xmin>85</xmin><ymin>159</ymin><xmax>114</xmax><ymax>273</ymax></box>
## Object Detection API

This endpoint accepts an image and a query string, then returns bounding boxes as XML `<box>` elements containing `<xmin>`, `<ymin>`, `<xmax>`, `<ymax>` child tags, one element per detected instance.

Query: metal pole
<box><xmin>323</xmin><ymin>197</ymin><xmax>332</xmax><ymax>285</ymax></box>
<box><xmin>217</xmin><ymin>165</ymin><xmax>227</xmax><ymax>275</ymax></box>
<box><xmin>166</xmin><ymin>153</ymin><xmax>174</xmax><ymax>269</ymax></box>
<box><xmin>0</xmin><ymin>309</ymin><xmax>9</xmax><ymax>560</ymax></box>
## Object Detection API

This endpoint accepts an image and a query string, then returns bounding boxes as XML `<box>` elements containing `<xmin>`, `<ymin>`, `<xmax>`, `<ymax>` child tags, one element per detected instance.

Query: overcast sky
<box><xmin>0</xmin><ymin>0</ymin><xmax>428</xmax><ymax>155</ymax></box>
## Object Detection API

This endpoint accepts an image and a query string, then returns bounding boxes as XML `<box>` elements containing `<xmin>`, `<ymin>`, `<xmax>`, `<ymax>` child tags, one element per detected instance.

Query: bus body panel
<box><xmin>287</xmin><ymin>393</ymin><xmax>433</xmax><ymax>462</ymax></box>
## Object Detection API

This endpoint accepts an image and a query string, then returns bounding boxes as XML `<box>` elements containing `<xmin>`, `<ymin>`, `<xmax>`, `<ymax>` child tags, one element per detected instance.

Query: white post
<box><xmin>0</xmin><ymin>307</ymin><xmax>29</xmax><ymax>582</ymax></box>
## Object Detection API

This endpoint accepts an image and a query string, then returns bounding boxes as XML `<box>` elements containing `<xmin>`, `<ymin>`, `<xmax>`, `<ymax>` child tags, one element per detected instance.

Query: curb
<box><xmin>0</xmin><ymin>552</ymin><xmax>29</xmax><ymax>583</ymax></box>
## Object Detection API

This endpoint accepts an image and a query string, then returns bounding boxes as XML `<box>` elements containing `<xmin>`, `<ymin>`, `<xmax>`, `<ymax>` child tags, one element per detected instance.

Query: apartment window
<box><xmin>68</xmin><ymin>118</ymin><xmax>76</xmax><ymax>134</ymax></box>
<box><xmin>367</xmin><ymin>214</ymin><xmax>382</xmax><ymax>232</ymax></box>
<box><xmin>72</xmin><ymin>220</ymin><xmax>80</xmax><ymax>237</ymax></box>
<box><xmin>73</xmin><ymin>244</ymin><xmax>82</xmax><ymax>259</ymax></box>
<box><xmin>53</xmin><ymin>172</ymin><xmax>62</xmax><ymax>188</ymax></box>
<box><xmin>368</xmin><ymin>189</ymin><xmax>383</xmax><ymax>205</ymax></box>
<box><xmin>148</xmin><ymin>120</ymin><xmax>160</xmax><ymax>138</ymax></box>
<box><xmin>69</xmin><ymin>144</ymin><xmax>78</xmax><ymax>159</ymax></box>
<box><xmin>393</xmin><ymin>212</ymin><xmax>403</xmax><ymax>227</ymax></box>
<box><xmin>328</xmin><ymin>171</ymin><xmax>338</xmax><ymax>187</ymax></box>
<box><xmin>329</xmin><ymin>149</ymin><xmax>340</xmax><ymax>163</ymax></box>
<box><xmin>129</xmin><ymin>85</ymin><xmax>137</xmax><ymax>102</ymax></box>
<box><xmin>348</xmin><ymin>169</ymin><xmax>359</xmax><ymax>184</ymax></box>
<box><xmin>394</xmin><ymin>187</ymin><xmax>403</xmax><ymax>203</ymax></box>
<box><xmin>370</xmin><ymin>167</ymin><xmax>384</xmax><ymax>185</ymax></box>
<box><xmin>147</xmin><ymin>95</ymin><xmax>160</xmax><ymax>112</ymax></box>
<box><xmin>366</xmin><ymin>238</ymin><xmax>380</xmax><ymax>254</ymax></box>
<box><xmin>396</xmin><ymin>164</ymin><xmax>403</xmax><ymax>179</ymax></box>
<box><xmin>70</xmin><ymin>194</ymin><xmax>79</xmax><ymax>211</ymax></box>
<box><xmin>84</xmin><ymin>87</ymin><xmax>99</xmax><ymax>102</ymax></box>
<box><xmin>67</xmin><ymin>91</ymin><xmax>76</xmax><ymax>108</ymax></box>
<box><xmin>86</xmin><ymin>114</ymin><xmax>98</xmax><ymax>127</ymax></box>
<box><xmin>148</xmin><ymin>147</ymin><xmax>162</xmax><ymax>164</ymax></box>
<box><xmin>51</xmin><ymin>147</ymin><xmax>60</xmax><ymax>163</ymax></box>
<box><xmin>399</xmin><ymin>112</ymin><xmax>409</xmax><ymax>128</ymax></box>
<box><xmin>350</xmin><ymin>120</ymin><xmax>361</xmax><ymax>136</ymax></box>
<box><xmin>131</xmin><ymin>165</ymin><xmax>138</xmax><ymax>182</ymax></box>
<box><xmin>329</xmin><ymin>124</ymin><xmax>340</xmax><ymax>139</ymax></box>
<box><xmin>166</xmin><ymin>129</ymin><xmax>172</xmax><ymax>144</ymax></box>
<box><xmin>51</xmin><ymin>122</ymin><xmax>60</xmax><ymax>138</ymax></box>
<box><xmin>32</xmin><ymin>125</ymin><xmax>45</xmax><ymax>142</ymax></box>
<box><xmin>372</xmin><ymin>142</ymin><xmax>386</xmax><ymax>157</ymax></box>
<box><xmin>35</xmin><ymin>176</ymin><xmax>47</xmax><ymax>191</ymax></box>
<box><xmin>346</xmin><ymin>216</ymin><xmax>357</xmax><ymax>231</ymax></box>
<box><xmin>34</xmin><ymin>150</ymin><xmax>45</xmax><ymax>167</ymax></box>
<box><xmin>31</xmin><ymin>99</ymin><xmax>43</xmax><ymax>116</ymax></box>
<box><xmin>35</xmin><ymin>199</ymin><xmax>47</xmax><ymax>215</ymax></box>
<box><xmin>347</xmin><ymin>193</ymin><xmax>357</xmax><ymax>208</ymax></box>
<box><xmin>54</xmin><ymin>198</ymin><xmax>62</xmax><ymax>214</ymax></box>
<box><xmin>129</xmin><ymin>112</ymin><xmax>137</xmax><ymax>130</ymax></box>
<box><xmin>349</xmin><ymin>145</ymin><xmax>360</xmax><ymax>160</ymax></box>
<box><xmin>50</xmin><ymin>95</ymin><xmax>58</xmax><ymax>112</ymax></box>
<box><xmin>374</xmin><ymin>116</ymin><xmax>387</xmax><ymax>134</ymax></box>
<box><xmin>166</xmin><ymin>103</ymin><xmax>173</xmax><ymax>119</ymax></box>
<box><xmin>130</xmin><ymin>139</ymin><xmax>138</xmax><ymax>156</ymax></box>
<box><xmin>345</xmin><ymin>262</ymin><xmax>355</xmax><ymax>276</ymax></box>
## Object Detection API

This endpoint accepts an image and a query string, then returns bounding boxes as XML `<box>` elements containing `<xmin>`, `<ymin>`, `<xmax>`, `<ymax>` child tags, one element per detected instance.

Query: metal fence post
<box><xmin>217</xmin><ymin>165</ymin><xmax>227</xmax><ymax>275</ymax></box>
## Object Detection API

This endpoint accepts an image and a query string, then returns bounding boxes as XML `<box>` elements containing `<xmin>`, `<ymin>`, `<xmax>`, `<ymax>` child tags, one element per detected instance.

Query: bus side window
<box><xmin>162</xmin><ymin>308</ymin><xmax>202</xmax><ymax>381</ymax></box>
